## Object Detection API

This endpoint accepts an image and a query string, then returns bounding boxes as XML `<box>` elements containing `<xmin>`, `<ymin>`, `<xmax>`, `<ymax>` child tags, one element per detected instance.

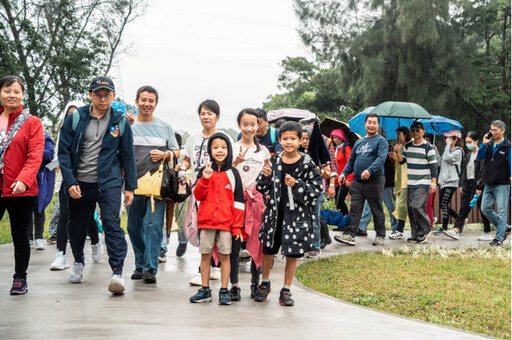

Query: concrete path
<box><xmin>0</xmin><ymin>230</ymin><xmax>497</xmax><ymax>339</ymax></box>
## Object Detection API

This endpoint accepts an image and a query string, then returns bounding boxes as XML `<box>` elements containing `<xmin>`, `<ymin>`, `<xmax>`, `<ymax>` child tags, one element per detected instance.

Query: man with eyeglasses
<box><xmin>58</xmin><ymin>76</ymin><xmax>137</xmax><ymax>294</ymax></box>
<box><xmin>394</xmin><ymin>121</ymin><xmax>438</xmax><ymax>244</ymax></box>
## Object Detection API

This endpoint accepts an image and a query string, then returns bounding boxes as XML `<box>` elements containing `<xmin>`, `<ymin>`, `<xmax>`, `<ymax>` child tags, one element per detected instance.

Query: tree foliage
<box><xmin>264</xmin><ymin>0</ymin><xmax>510</xmax><ymax>134</ymax></box>
<box><xmin>0</xmin><ymin>0</ymin><xmax>145</xmax><ymax>132</ymax></box>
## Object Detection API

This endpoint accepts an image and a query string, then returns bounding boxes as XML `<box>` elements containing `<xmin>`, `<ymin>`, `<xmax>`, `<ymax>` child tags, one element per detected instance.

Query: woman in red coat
<box><xmin>0</xmin><ymin>75</ymin><xmax>44</xmax><ymax>295</ymax></box>
<box><xmin>331</xmin><ymin>129</ymin><xmax>354</xmax><ymax>216</ymax></box>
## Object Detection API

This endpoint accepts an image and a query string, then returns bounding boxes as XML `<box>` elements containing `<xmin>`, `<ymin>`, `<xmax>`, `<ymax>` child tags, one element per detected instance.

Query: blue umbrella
<box><xmin>111</xmin><ymin>99</ymin><xmax>138</xmax><ymax>115</ymax></box>
<box><xmin>349</xmin><ymin>110</ymin><xmax>462</xmax><ymax>140</ymax></box>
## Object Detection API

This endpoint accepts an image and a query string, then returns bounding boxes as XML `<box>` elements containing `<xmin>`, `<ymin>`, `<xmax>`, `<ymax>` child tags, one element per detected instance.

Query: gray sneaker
<box><xmin>478</xmin><ymin>232</ymin><xmax>492</xmax><ymax>241</ymax></box>
<box><xmin>68</xmin><ymin>262</ymin><xmax>84</xmax><ymax>283</ymax></box>
<box><xmin>334</xmin><ymin>234</ymin><xmax>356</xmax><ymax>246</ymax></box>
<box><xmin>91</xmin><ymin>242</ymin><xmax>103</xmax><ymax>263</ymax></box>
<box><xmin>443</xmin><ymin>229</ymin><xmax>459</xmax><ymax>240</ymax></box>
<box><xmin>372</xmin><ymin>236</ymin><xmax>385</xmax><ymax>246</ymax></box>
<box><xmin>389</xmin><ymin>231</ymin><xmax>403</xmax><ymax>240</ymax></box>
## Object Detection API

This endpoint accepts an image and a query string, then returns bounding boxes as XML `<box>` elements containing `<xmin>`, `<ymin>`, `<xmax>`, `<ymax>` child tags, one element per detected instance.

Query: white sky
<box><xmin>111</xmin><ymin>0</ymin><xmax>307</xmax><ymax>134</ymax></box>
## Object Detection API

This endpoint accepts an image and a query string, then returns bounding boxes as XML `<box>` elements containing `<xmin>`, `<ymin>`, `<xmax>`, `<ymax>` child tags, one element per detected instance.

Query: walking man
<box><xmin>58</xmin><ymin>76</ymin><xmax>137</xmax><ymax>294</ymax></box>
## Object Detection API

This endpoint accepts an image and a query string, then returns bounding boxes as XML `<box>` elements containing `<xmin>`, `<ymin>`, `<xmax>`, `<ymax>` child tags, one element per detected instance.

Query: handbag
<box><xmin>134</xmin><ymin>159</ymin><xmax>164</xmax><ymax>212</ymax></box>
<box><xmin>160</xmin><ymin>152</ymin><xmax>191</xmax><ymax>202</ymax></box>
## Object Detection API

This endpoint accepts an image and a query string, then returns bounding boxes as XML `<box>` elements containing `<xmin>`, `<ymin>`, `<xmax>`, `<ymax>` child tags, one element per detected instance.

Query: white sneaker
<box><xmin>443</xmin><ymin>229</ymin><xmax>460</xmax><ymax>240</ymax></box>
<box><xmin>91</xmin><ymin>242</ymin><xmax>104</xmax><ymax>263</ymax></box>
<box><xmin>68</xmin><ymin>262</ymin><xmax>84</xmax><ymax>283</ymax></box>
<box><xmin>189</xmin><ymin>272</ymin><xmax>203</xmax><ymax>286</ymax></box>
<box><xmin>50</xmin><ymin>251</ymin><xmax>69</xmax><ymax>271</ymax></box>
<box><xmin>108</xmin><ymin>274</ymin><xmax>125</xmax><ymax>295</ymax></box>
<box><xmin>389</xmin><ymin>231</ymin><xmax>404</xmax><ymax>240</ymax></box>
<box><xmin>478</xmin><ymin>232</ymin><xmax>493</xmax><ymax>241</ymax></box>
<box><xmin>210</xmin><ymin>267</ymin><xmax>220</xmax><ymax>280</ymax></box>
<box><xmin>35</xmin><ymin>238</ymin><xmax>45</xmax><ymax>250</ymax></box>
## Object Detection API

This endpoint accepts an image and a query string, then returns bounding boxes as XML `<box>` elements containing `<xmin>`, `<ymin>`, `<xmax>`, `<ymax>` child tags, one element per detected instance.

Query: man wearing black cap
<box><xmin>395</xmin><ymin>121</ymin><xmax>438</xmax><ymax>244</ymax></box>
<box><xmin>58</xmin><ymin>76</ymin><xmax>137</xmax><ymax>295</ymax></box>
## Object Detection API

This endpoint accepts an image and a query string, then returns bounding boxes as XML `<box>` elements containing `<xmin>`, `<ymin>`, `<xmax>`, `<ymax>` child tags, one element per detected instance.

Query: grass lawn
<box><xmin>296</xmin><ymin>246</ymin><xmax>511</xmax><ymax>339</ymax></box>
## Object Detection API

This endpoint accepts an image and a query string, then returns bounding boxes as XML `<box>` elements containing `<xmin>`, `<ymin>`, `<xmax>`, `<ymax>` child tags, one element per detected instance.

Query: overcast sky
<box><xmin>111</xmin><ymin>0</ymin><xmax>307</xmax><ymax>134</ymax></box>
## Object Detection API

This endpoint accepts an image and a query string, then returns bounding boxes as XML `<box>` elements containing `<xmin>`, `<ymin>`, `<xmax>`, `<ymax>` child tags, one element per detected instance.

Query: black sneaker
<box><xmin>355</xmin><ymin>229</ymin><xmax>368</xmax><ymax>237</ymax></box>
<box><xmin>504</xmin><ymin>227</ymin><xmax>511</xmax><ymax>241</ymax></box>
<box><xmin>253</xmin><ymin>281</ymin><xmax>271</xmax><ymax>302</ymax></box>
<box><xmin>190</xmin><ymin>287</ymin><xmax>212</xmax><ymax>303</ymax></box>
<box><xmin>417</xmin><ymin>235</ymin><xmax>428</xmax><ymax>244</ymax></box>
<box><xmin>219</xmin><ymin>288</ymin><xmax>231</xmax><ymax>305</ymax></box>
<box><xmin>46</xmin><ymin>236</ymin><xmax>57</xmax><ymax>244</ymax></box>
<box><xmin>406</xmin><ymin>237</ymin><xmax>417</xmax><ymax>243</ymax></box>
<box><xmin>250</xmin><ymin>283</ymin><xmax>258</xmax><ymax>299</ymax></box>
<box><xmin>279</xmin><ymin>288</ymin><xmax>294</xmax><ymax>307</ymax></box>
<box><xmin>230</xmin><ymin>286</ymin><xmax>241</xmax><ymax>301</ymax></box>
<box><xmin>130</xmin><ymin>268</ymin><xmax>143</xmax><ymax>280</ymax></box>
<box><xmin>176</xmin><ymin>243</ymin><xmax>187</xmax><ymax>257</ymax></box>
<box><xmin>143</xmin><ymin>269</ymin><xmax>157</xmax><ymax>283</ymax></box>
<box><xmin>490</xmin><ymin>239</ymin><xmax>503</xmax><ymax>247</ymax></box>
<box><xmin>10</xmin><ymin>279</ymin><xmax>28</xmax><ymax>295</ymax></box>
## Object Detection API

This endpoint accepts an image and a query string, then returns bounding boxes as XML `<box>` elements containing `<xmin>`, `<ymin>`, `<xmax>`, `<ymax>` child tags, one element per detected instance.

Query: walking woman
<box><xmin>0</xmin><ymin>76</ymin><xmax>44</xmax><ymax>295</ymax></box>
<box><xmin>443</xmin><ymin>132</ymin><xmax>491</xmax><ymax>240</ymax></box>
<box><xmin>434</xmin><ymin>130</ymin><xmax>464</xmax><ymax>235</ymax></box>
<box><xmin>331</xmin><ymin>129</ymin><xmax>353</xmax><ymax>218</ymax></box>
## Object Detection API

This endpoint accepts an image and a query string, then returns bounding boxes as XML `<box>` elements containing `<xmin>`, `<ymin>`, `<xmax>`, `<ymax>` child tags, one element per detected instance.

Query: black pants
<box><xmin>0</xmin><ymin>196</ymin><xmax>35</xmax><ymax>280</ymax></box>
<box><xmin>440</xmin><ymin>187</ymin><xmax>458</xmax><ymax>229</ymax></box>
<box><xmin>28</xmin><ymin>197</ymin><xmax>45</xmax><ymax>240</ymax></box>
<box><xmin>344</xmin><ymin>177</ymin><xmax>386</xmax><ymax>238</ymax></box>
<box><xmin>57</xmin><ymin>189</ymin><xmax>99</xmax><ymax>254</ymax></box>
<box><xmin>229</xmin><ymin>237</ymin><xmax>261</xmax><ymax>285</ymax></box>
<box><xmin>453</xmin><ymin>180</ymin><xmax>490</xmax><ymax>232</ymax></box>
<box><xmin>335</xmin><ymin>185</ymin><xmax>350</xmax><ymax>215</ymax></box>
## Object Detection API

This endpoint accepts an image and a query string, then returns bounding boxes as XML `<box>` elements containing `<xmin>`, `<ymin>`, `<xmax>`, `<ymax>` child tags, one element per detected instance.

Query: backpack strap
<box><xmin>119</xmin><ymin>117</ymin><xmax>126</xmax><ymax>137</ymax></box>
<box><xmin>72</xmin><ymin>111</ymin><xmax>80</xmax><ymax>132</ymax></box>
<box><xmin>270</xmin><ymin>126</ymin><xmax>276</xmax><ymax>145</ymax></box>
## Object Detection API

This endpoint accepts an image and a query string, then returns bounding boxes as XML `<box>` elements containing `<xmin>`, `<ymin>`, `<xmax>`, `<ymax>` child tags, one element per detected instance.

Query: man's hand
<box><xmin>124</xmin><ymin>190</ymin><xmax>134</xmax><ymax>207</ymax></box>
<box><xmin>10</xmin><ymin>181</ymin><xmax>27</xmax><ymax>195</ymax></box>
<box><xmin>361</xmin><ymin>170</ymin><xmax>371</xmax><ymax>180</ymax></box>
<box><xmin>68</xmin><ymin>185</ymin><xmax>82</xmax><ymax>199</ymax></box>
<box><xmin>203</xmin><ymin>162</ymin><xmax>213</xmax><ymax>179</ymax></box>
<box><xmin>175</xmin><ymin>163</ymin><xmax>187</xmax><ymax>172</ymax></box>
<box><xmin>482</xmin><ymin>132</ymin><xmax>492</xmax><ymax>145</ymax></box>
<box><xmin>284</xmin><ymin>174</ymin><xmax>296</xmax><ymax>187</ymax></box>
<box><xmin>339</xmin><ymin>174</ymin><xmax>346</xmax><ymax>185</ymax></box>
<box><xmin>125</xmin><ymin>104</ymin><xmax>135</xmax><ymax>125</ymax></box>
<box><xmin>345</xmin><ymin>180</ymin><xmax>351</xmax><ymax>187</ymax></box>
<box><xmin>262</xmin><ymin>159</ymin><xmax>272</xmax><ymax>177</ymax></box>
<box><xmin>430</xmin><ymin>184</ymin><xmax>437</xmax><ymax>194</ymax></box>
<box><xmin>150</xmin><ymin>149</ymin><xmax>166</xmax><ymax>163</ymax></box>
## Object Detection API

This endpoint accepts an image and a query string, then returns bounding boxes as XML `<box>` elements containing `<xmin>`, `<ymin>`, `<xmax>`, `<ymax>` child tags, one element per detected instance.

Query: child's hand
<box><xmin>235</xmin><ymin>146</ymin><xmax>248</xmax><ymax>165</ymax></box>
<box><xmin>262</xmin><ymin>159</ymin><xmax>272</xmax><ymax>177</ymax></box>
<box><xmin>285</xmin><ymin>174</ymin><xmax>296</xmax><ymax>187</ymax></box>
<box><xmin>235</xmin><ymin>234</ymin><xmax>244</xmax><ymax>242</ymax></box>
<box><xmin>203</xmin><ymin>162</ymin><xmax>213</xmax><ymax>179</ymax></box>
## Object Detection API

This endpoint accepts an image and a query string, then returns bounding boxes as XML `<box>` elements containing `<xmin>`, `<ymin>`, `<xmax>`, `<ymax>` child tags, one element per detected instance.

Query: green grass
<box><xmin>296</xmin><ymin>246</ymin><xmax>511</xmax><ymax>339</ymax></box>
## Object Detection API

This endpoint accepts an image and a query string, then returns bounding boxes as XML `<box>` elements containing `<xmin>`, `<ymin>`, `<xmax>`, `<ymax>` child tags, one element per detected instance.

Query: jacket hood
<box><xmin>207</xmin><ymin>132</ymin><xmax>233</xmax><ymax>172</ymax></box>
<box><xmin>60</xmin><ymin>100</ymin><xmax>86</xmax><ymax>127</ymax></box>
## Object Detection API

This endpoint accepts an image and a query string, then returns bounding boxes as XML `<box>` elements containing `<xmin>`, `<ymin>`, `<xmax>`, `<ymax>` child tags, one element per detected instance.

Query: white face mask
<box><xmin>467</xmin><ymin>143</ymin><xmax>476</xmax><ymax>150</ymax></box>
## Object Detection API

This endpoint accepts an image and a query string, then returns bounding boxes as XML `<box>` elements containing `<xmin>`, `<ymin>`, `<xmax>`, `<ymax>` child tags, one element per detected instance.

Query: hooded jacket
<box><xmin>37</xmin><ymin>133</ymin><xmax>56</xmax><ymax>212</ymax></box>
<box><xmin>256</xmin><ymin>151</ymin><xmax>322</xmax><ymax>256</ymax></box>
<box><xmin>193</xmin><ymin>132</ymin><xmax>245</xmax><ymax>235</ymax></box>
<box><xmin>58</xmin><ymin>104</ymin><xmax>137</xmax><ymax>192</ymax></box>
<box><xmin>438</xmin><ymin>145</ymin><xmax>464</xmax><ymax>189</ymax></box>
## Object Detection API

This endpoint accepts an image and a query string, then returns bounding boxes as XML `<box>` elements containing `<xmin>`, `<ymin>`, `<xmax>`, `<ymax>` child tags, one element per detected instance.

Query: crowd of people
<box><xmin>0</xmin><ymin>74</ymin><xmax>510</xmax><ymax>308</ymax></box>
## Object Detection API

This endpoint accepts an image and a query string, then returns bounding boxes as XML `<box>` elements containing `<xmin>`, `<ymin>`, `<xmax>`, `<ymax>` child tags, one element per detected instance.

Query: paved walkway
<box><xmin>0</xmin><ymin>230</ymin><xmax>497</xmax><ymax>339</ymax></box>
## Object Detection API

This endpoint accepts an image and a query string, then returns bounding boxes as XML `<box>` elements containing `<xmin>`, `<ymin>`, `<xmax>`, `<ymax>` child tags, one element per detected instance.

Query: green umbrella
<box><xmin>370</xmin><ymin>101</ymin><xmax>432</xmax><ymax>119</ymax></box>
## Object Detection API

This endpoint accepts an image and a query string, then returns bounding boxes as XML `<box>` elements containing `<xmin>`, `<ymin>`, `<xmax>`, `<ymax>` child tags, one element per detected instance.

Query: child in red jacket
<box><xmin>189</xmin><ymin>132</ymin><xmax>244</xmax><ymax>305</ymax></box>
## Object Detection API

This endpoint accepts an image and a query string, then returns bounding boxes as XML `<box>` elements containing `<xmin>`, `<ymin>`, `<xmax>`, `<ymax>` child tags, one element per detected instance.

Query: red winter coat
<box><xmin>194</xmin><ymin>169</ymin><xmax>245</xmax><ymax>236</ymax></box>
<box><xmin>335</xmin><ymin>144</ymin><xmax>354</xmax><ymax>185</ymax></box>
<box><xmin>0</xmin><ymin>106</ymin><xmax>44</xmax><ymax>197</ymax></box>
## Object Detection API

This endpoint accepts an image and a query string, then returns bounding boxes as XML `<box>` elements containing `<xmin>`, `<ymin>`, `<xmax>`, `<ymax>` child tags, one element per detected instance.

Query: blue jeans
<box><xmin>313</xmin><ymin>193</ymin><xmax>325</xmax><ymax>250</ymax></box>
<box><xmin>127</xmin><ymin>195</ymin><xmax>166</xmax><ymax>273</ymax></box>
<box><xmin>160</xmin><ymin>220</ymin><xmax>188</xmax><ymax>253</ymax></box>
<box><xmin>359</xmin><ymin>187</ymin><xmax>398</xmax><ymax>232</ymax></box>
<box><xmin>68</xmin><ymin>182</ymin><xmax>126</xmax><ymax>274</ymax></box>
<box><xmin>481</xmin><ymin>184</ymin><xmax>510</xmax><ymax>241</ymax></box>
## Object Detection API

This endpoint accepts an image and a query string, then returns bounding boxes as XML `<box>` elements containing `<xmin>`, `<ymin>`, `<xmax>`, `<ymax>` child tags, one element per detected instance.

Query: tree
<box><xmin>0</xmin><ymin>0</ymin><xmax>146</xmax><ymax>132</ymax></box>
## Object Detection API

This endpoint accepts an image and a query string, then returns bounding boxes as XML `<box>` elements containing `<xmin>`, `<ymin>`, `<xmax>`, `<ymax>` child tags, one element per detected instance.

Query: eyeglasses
<box><xmin>92</xmin><ymin>92</ymin><xmax>112</xmax><ymax>100</ymax></box>
<box><xmin>410</xmin><ymin>128</ymin><xmax>422</xmax><ymax>132</ymax></box>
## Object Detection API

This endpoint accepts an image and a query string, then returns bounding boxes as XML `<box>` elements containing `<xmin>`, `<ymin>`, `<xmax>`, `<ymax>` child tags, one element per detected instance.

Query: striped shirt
<box><xmin>400</xmin><ymin>140</ymin><xmax>438</xmax><ymax>188</ymax></box>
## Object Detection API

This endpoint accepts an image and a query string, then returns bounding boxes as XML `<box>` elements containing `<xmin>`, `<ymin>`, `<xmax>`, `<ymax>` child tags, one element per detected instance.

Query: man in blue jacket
<box><xmin>58</xmin><ymin>76</ymin><xmax>137</xmax><ymax>294</ymax></box>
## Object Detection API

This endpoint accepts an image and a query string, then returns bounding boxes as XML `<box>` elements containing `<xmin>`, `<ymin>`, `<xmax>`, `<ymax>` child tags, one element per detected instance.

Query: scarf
<box><xmin>0</xmin><ymin>106</ymin><xmax>31</xmax><ymax>171</ymax></box>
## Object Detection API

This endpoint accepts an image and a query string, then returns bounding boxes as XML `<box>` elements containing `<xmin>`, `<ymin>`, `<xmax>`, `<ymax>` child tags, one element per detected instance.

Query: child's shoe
<box><xmin>279</xmin><ymin>288</ymin><xmax>294</xmax><ymax>307</ymax></box>
<box><xmin>219</xmin><ymin>288</ymin><xmax>231</xmax><ymax>305</ymax></box>
<box><xmin>10</xmin><ymin>278</ymin><xmax>28</xmax><ymax>295</ymax></box>
<box><xmin>250</xmin><ymin>283</ymin><xmax>258</xmax><ymax>299</ymax></box>
<box><xmin>190</xmin><ymin>287</ymin><xmax>212</xmax><ymax>303</ymax></box>
<box><xmin>229</xmin><ymin>286</ymin><xmax>241</xmax><ymax>301</ymax></box>
<box><xmin>253</xmin><ymin>281</ymin><xmax>271</xmax><ymax>302</ymax></box>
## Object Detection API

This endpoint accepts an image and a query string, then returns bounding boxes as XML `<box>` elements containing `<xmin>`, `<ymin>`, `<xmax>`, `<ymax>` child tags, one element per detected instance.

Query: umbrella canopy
<box><xmin>370</xmin><ymin>101</ymin><xmax>432</xmax><ymax>119</ymax></box>
<box><xmin>267</xmin><ymin>108</ymin><xmax>312</xmax><ymax>123</ymax></box>
<box><xmin>308</xmin><ymin>120</ymin><xmax>331</xmax><ymax>167</ymax></box>
<box><xmin>320</xmin><ymin>117</ymin><xmax>360</xmax><ymax>145</ymax></box>
<box><xmin>422</xmin><ymin>115</ymin><xmax>463</xmax><ymax>135</ymax></box>
<box><xmin>112</xmin><ymin>99</ymin><xmax>138</xmax><ymax>115</ymax></box>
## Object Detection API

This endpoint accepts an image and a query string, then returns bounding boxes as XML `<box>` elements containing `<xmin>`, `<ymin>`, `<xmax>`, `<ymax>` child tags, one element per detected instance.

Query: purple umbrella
<box><xmin>267</xmin><ymin>108</ymin><xmax>312</xmax><ymax>123</ymax></box>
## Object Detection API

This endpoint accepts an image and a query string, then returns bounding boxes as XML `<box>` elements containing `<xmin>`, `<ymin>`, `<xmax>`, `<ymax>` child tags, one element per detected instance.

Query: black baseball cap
<box><xmin>89</xmin><ymin>76</ymin><xmax>115</xmax><ymax>92</ymax></box>
<box><xmin>410</xmin><ymin>121</ymin><xmax>425</xmax><ymax>130</ymax></box>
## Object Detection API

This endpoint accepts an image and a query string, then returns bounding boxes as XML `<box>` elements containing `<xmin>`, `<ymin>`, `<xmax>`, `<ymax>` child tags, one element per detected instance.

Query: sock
<box><xmin>202</xmin><ymin>285</ymin><xmax>209</xmax><ymax>289</ymax></box>
<box><xmin>398</xmin><ymin>220</ymin><xmax>405</xmax><ymax>233</ymax></box>
<box><xmin>283</xmin><ymin>284</ymin><xmax>291</xmax><ymax>290</ymax></box>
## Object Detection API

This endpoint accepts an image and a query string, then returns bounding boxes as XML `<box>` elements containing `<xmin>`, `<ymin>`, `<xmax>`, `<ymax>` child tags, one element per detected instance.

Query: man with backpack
<box><xmin>255</xmin><ymin>108</ymin><xmax>282</xmax><ymax>156</ymax></box>
<box><xmin>477</xmin><ymin>120</ymin><xmax>511</xmax><ymax>246</ymax></box>
<box><xmin>58</xmin><ymin>76</ymin><xmax>137</xmax><ymax>294</ymax></box>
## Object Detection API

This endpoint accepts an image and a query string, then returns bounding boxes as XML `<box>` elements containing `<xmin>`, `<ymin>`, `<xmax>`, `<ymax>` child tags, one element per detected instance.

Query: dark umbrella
<box><xmin>308</xmin><ymin>120</ymin><xmax>331</xmax><ymax>167</ymax></box>
<box><xmin>267</xmin><ymin>108</ymin><xmax>312</xmax><ymax>123</ymax></box>
<box><xmin>320</xmin><ymin>117</ymin><xmax>360</xmax><ymax>145</ymax></box>
<box><xmin>370</xmin><ymin>101</ymin><xmax>432</xmax><ymax>119</ymax></box>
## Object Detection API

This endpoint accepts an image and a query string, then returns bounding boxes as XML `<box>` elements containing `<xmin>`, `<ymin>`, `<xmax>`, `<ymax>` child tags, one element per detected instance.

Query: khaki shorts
<box><xmin>198</xmin><ymin>229</ymin><xmax>232</xmax><ymax>255</ymax></box>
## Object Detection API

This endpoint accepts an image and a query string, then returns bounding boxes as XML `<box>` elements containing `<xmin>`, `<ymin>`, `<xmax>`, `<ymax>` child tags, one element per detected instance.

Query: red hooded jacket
<box><xmin>0</xmin><ymin>106</ymin><xmax>44</xmax><ymax>197</ymax></box>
